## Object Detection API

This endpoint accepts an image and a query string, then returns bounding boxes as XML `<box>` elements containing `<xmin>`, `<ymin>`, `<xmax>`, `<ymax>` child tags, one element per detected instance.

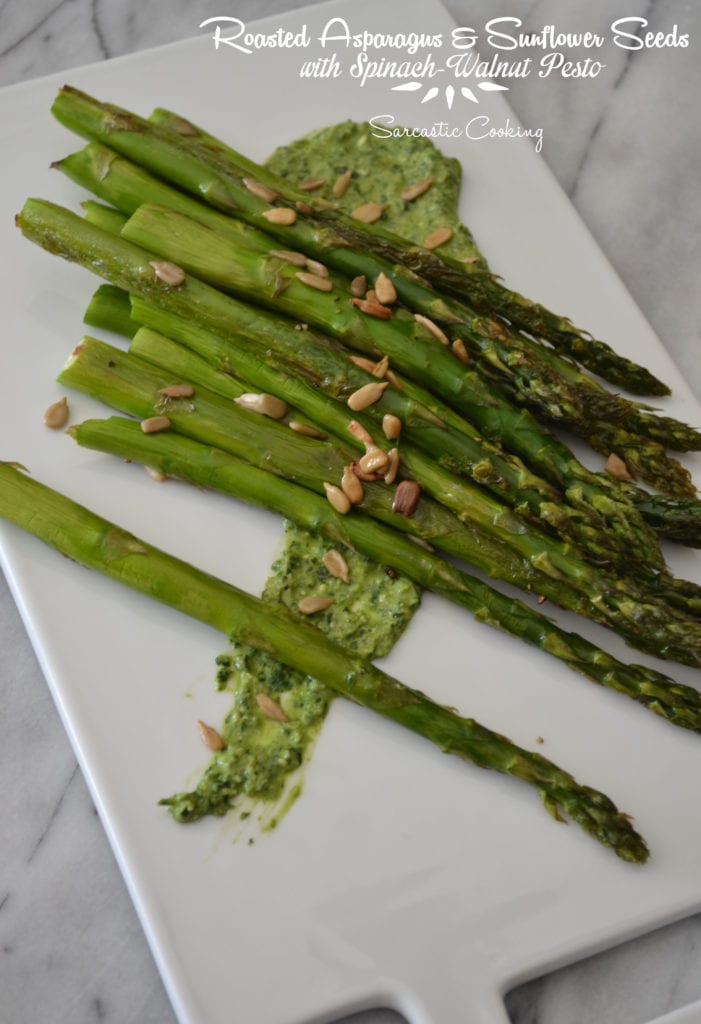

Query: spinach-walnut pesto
<box><xmin>265</xmin><ymin>119</ymin><xmax>488</xmax><ymax>267</ymax></box>
<box><xmin>161</xmin><ymin>523</ymin><xmax>420</xmax><ymax>823</ymax></box>
<box><xmin>162</xmin><ymin>122</ymin><xmax>469</xmax><ymax>826</ymax></box>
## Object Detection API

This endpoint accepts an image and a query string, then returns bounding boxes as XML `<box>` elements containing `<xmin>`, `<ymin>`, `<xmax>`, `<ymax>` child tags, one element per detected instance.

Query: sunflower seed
<box><xmin>351</xmin><ymin>297</ymin><xmax>393</xmax><ymax>320</ymax></box>
<box><xmin>332</xmin><ymin>169</ymin><xmax>352</xmax><ymax>198</ymax></box>
<box><xmin>347</xmin><ymin>419</ymin><xmax>375</xmax><ymax>448</ymax></box>
<box><xmin>296</xmin><ymin>271</ymin><xmax>333</xmax><ymax>292</ymax></box>
<box><xmin>423</xmin><ymin>226</ymin><xmax>453</xmax><ymax>249</ymax></box>
<box><xmin>341</xmin><ymin>465</ymin><xmax>364</xmax><ymax>504</ymax></box>
<box><xmin>374</xmin><ymin>272</ymin><xmax>397</xmax><ymax>306</ymax></box>
<box><xmin>298</xmin><ymin>176</ymin><xmax>326</xmax><ymax>191</ymax></box>
<box><xmin>392</xmin><ymin>479</ymin><xmax>421</xmax><ymax>516</ymax></box>
<box><xmin>452</xmin><ymin>338</ymin><xmax>470</xmax><ymax>365</ymax></box>
<box><xmin>323</xmin><ymin>549</ymin><xmax>350</xmax><ymax>583</ymax></box>
<box><xmin>347</xmin><ymin>380</ymin><xmax>388</xmax><ymax>411</ymax></box>
<box><xmin>383</xmin><ymin>447</ymin><xmax>400</xmax><ymax>485</ymax></box>
<box><xmin>145</xmin><ymin>466</ymin><xmax>166</xmax><ymax>483</ymax></box>
<box><xmin>242</xmin><ymin>177</ymin><xmax>278</xmax><ymax>203</ymax></box>
<box><xmin>349</xmin><ymin>355</ymin><xmax>376</xmax><ymax>373</ymax></box>
<box><xmin>262</xmin><ymin>207</ymin><xmax>297</xmax><ymax>226</ymax></box>
<box><xmin>268</xmin><ymin>248</ymin><xmax>307</xmax><ymax>267</ymax></box>
<box><xmin>43</xmin><ymin>396</ymin><xmax>69</xmax><ymax>429</ymax></box>
<box><xmin>304</xmin><ymin>258</ymin><xmax>329</xmax><ymax>278</ymax></box>
<box><xmin>350</xmin><ymin>459</ymin><xmax>381</xmax><ymax>482</ymax></box>
<box><xmin>140</xmin><ymin>415</ymin><xmax>171</xmax><ymax>434</ymax></box>
<box><xmin>359</xmin><ymin>447</ymin><xmax>389</xmax><ymax>475</ymax></box>
<box><xmin>289</xmin><ymin>420</ymin><xmax>326</xmax><ymax>438</ymax></box>
<box><xmin>255</xmin><ymin>693</ymin><xmax>288</xmax><ymax>722</ymax></box>
<box><xmin>297</xmin><ymin>595</ymin><xmax>336</xmax><ymax>616</ymax></box>
<box><xmin>352</xmin><ymin>202</ymin><xmax>387</xmax><ymax>224</ymax></box>
<box><xmin>235</xmin><ymin>392</ymin><xmax>288</xmax><ymax>419</ymax></box>
<box><xmin>372</xmin><ymin>355</ymin><xmax>389</xmax><ymax>378</ymax></box>
<box><xmin>400</xmin><ymin>178</ymin><xmax>433</xmax><ymax>201</ymax></box>
<box><xmin>414</xmin><ymin>313</ymin><xmax>450</xmax><ymax>346</ymax></box>
<box><xmin>324</xmin><ymin>482</ymin><xmax>351</xmax><ymax>514</ymax></box>
<box><xmin>197</xmin><ymin>719</ymin><xmax>224</xmax><ymax>750</ymax></box>
<box><xmin>349</xmin><ymin>275</ymin><xmax>367</xmax><ymax>297</ymax></box>
<box><xmin>149</xmin><ymin>261</ymin><xmax>185</xmax><ymax>287</ymax></box>
<box><xmin>605</xmin><ymin>452</ymin><xmax>634</xmax><ymax>481</ymax></box>
<box><xmin>382</xmin><ymin>414</ymin><xmax>402</xmax><ymax>441</ymax></box>
<box><xmin>158</xmin><ymin>383</ymin><xmax>195</xmax><ymax>398</ymax></box>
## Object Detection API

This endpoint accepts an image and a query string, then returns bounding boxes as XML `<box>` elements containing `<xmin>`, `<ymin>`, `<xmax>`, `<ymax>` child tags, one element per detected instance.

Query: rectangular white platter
<box><xmin>1</xmin><ymin>0</ymin><xmax>701</xmax><ymax>1022</ymax></box>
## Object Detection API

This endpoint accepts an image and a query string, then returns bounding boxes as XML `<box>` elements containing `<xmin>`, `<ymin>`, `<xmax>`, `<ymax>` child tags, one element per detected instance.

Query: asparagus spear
<box><xmin>55</xmin><ymin>333</ymin><xmax>701</xmax><ymax>667</ymax></box>
<box><xmin>56</xmin><ymin>140</ymin><xmax>696</xmax><ymax>462</ymax></box>
<box><xmin>120</xmin><ymin>201</ymin><xmax>696</xmax><ymax>501</ymax></box>
<box><xmin>48</xmin><ymin>85</ymin><xmax>666</xmax><ymax>397</ymax></box>
<box><xmin>0</xmin><ymin>461</ymin><xmax>649</xmax><ymax>862</ymax></box>
<box><xmin>19</xmin><ymin>195</ymin><xmax>660</xmax><ymax>570</ymax></box>
<box><xmin>69</xmin><ymin>414</ymin><xmax>701</xmax><ymax>733</ymax></box>
<box><xmin>84</xmin><ymin>284</ymin><xmax>701</xmax><ymax>551</ymax></box>
<box><xmin>82</xmin><ymin>278</ymin><xmax>634</xmax><ymax>572</ymax></box>
<box><xmin>149</xmin><ymin>104</ymin><xmax>671</xmax><ymax>397</ymax></box>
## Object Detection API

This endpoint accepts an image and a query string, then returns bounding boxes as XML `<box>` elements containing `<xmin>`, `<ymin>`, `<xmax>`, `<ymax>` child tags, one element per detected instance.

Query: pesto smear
<box><xmin>162</xmin><ymin>121</ymin><xmax>471</xmax><ymax>826</ymax></box>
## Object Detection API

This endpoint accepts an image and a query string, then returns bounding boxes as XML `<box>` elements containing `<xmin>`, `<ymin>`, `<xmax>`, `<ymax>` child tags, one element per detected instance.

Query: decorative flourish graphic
<box><xmin>392</xmin><ymin>81</ymin><xmax>509</xmax><ymax>109</ymax></box>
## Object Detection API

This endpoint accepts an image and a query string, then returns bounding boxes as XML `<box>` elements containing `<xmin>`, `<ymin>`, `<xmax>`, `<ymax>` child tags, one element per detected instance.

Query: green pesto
<box><xmin>265</xmin><ymin>119</ymin><xmax>486</xmax><ymax>264</ymax></box>
<box><xmin>161</xmin><ymin>523</ymin><xmax>420</xmax><ymax>823</ymax></box>
<box><xmin>162</xmin><ymin>121</ymin><xmax>471</xmax><ymax>825</ymax></box>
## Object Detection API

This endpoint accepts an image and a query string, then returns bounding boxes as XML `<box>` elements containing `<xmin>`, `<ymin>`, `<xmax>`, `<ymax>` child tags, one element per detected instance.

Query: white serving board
<box><xmin>1</xmin><ymin>1</ymin><xmax>701</xmax><ymax>1022</ymax></box>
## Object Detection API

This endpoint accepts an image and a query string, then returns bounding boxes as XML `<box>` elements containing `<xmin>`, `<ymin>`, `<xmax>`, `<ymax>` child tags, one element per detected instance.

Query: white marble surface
<box><xmin>1</xmin><ymin>1</ymin><xmax>700</xmax><ymax>1022</ymax></box>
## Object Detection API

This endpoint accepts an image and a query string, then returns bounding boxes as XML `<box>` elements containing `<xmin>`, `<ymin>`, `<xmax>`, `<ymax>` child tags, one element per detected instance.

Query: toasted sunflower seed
<box><xmin>605</xmin><ymin>452</ymin><xmax>635</xmax><ymax>481</ymax></box>
<box><xmin>423</xmin><ymin>226</ymin><xmax>453</xmax><ymax>249</ymax></box>
<box><xmin>350</xmin><ymin>459</ymin><xmax>381</xmax><ymax>482</ymax></box>
<box><xmin>372</xmin><ymin>355</ymin><xmax>390</xmax><ymax>378</ymax></box>
<box><xmin>400</xmin><ymin>178</ymin><xmax>433</xmax><ymax>201</ymax></box>
<box><xmin>149</xmin><ymin>260</ymin><xmax>185</xmax><ymax>287</ymax></box>
<box><xmin>324</xmin><ymin>482</ymin><xmax>351</xmax><ymax>514</ymax></box>
<box><xmin>262</xmin><ymin>207</ymin><xmax>297</xmax><ymax>226</ymax></box>
<box><xmin>332</xmin><ymin>169</ymin><xmax>353</xmax><ymax>198</ymax></box>
<box><xmin>359</xmin><ymin>447</ymin><xmax>389</xmax><ymax>475</ymax></box>
<box><xmin>158</xmin><ymin>383</ymin><xmax>195</xmax><ymax>398</ymax></box>
<box><xmin>382</xmin><ymin>414</ymin><xmax>402</xmax><ymax>441</ymax></box>
<box><xmin>140</xmin><ymin>415</ymin><xmax>171</xmax><ymax>434</ymax></box>
<box><xmin>393</xmin><ymin>479</ymin><xmax>421</xmax><ymax>516</ymax></box>
<box><xmin>347</xmin><ymin>380</ymin><xmax>388</xmax><ymax>412</ymax></box>
<box><xmin>298</xmin><ymin>176</ymin><xmax>326</xmax><ymax>191</ymax></box>
<box><xmin>298</xmin><ymin>595</ymin><xmax>336</xmax><ymax>616</ymax></box>
<box><xmin>347</xmin><ymin>419</ymin><xmax>375</xmax><ymax>448</ymax></box>
<box><xmin>255</xmin><ymin>693</ymin><xmax>288</xmax><ymax>722</ymax></box>
<box><xmin>289</xmin><ymin>420</ymin><xmax>326</xmax><ymax>438</ymax></box>
<box><xmin>197</xmin><ymin>719</ymin><xmax>224</xmax><ymax>750</ymax></box>
<box><xmin>414</xmin><ymin>313</ymin><xmax>450</xmax><ymax>346</ymax></box>
<box><xmin>349</xmin><ymin>275</ymin><xmax>367</xmax><ymax>297</ymax></box>
<box><xmin>242</xmin><ymin>177</ymin><xmax>278</xmax><ymax>203</ymax></box>
<box><xmin>341</xmin><ymin>465</ymin><xmax>365</xmax><ymax>504</ymax></box>
<box><xmin>296</xmin><ymin>271</ymin><xmax>333</xmax><ymax>293</ymax></box>
<box><xmin>43</xmin><ymin>395</ymin><xmax>69</xmax><ymax>429</ymax></box>
<box><xmin>323</xmin><ymin>549</ymin><xmax>350</xmax><ymax>583</ymax></box>
<box><xmin>375</xmin><ymin>272</ymin><xmax>397</xmax><ymax>306</ymax></box>
<box><xmin>349</xmin><ymin>354</ymin><xmax>376</xmax><ymax>373</ymax></box>
<box><xmin>351</xmin><ymin>297</ymin><xmax>393</xmax><ymax>320</ymax></box>
<box><xmin>235</xmin><ymin>392</ymin><xmax>288</xmax><ymax>419</ymax></box>
<box><xmin>305</xmin><ymin>258</ymin><xmax>329</xmax><ymax>278</ymax></box>
<box><xmin>383</xmin><ymin>447</ymin><xmax>400</xmax><ymax>485</ymax></box>
<box><xmin>352</xmin><ymin>202</ymin><xmax>387</xmax><ymax>224</ymax></box>
<box><xmin>268</xmin><ymin>248</ymin><xmax>307</xmax><ymax>267</ymax></box>
<box><xmin>452</xmin><ymin>338</ymin><xmax>470</xmax><ymax>365</ymax></box>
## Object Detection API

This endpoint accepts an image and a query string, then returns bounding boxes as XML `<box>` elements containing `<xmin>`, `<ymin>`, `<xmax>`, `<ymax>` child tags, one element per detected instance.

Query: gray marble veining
<box><xmin>1</xmin><ymin>2</ymin><xmax>700</xmax><ymax>1023</ymax></box>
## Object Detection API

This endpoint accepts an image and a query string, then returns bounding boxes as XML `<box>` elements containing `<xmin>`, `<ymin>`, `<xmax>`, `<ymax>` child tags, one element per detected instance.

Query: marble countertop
<box><xmin>1</xmin><ymin>1</ymin><xmax>700</xmax><ymax>1022</ymax></box>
